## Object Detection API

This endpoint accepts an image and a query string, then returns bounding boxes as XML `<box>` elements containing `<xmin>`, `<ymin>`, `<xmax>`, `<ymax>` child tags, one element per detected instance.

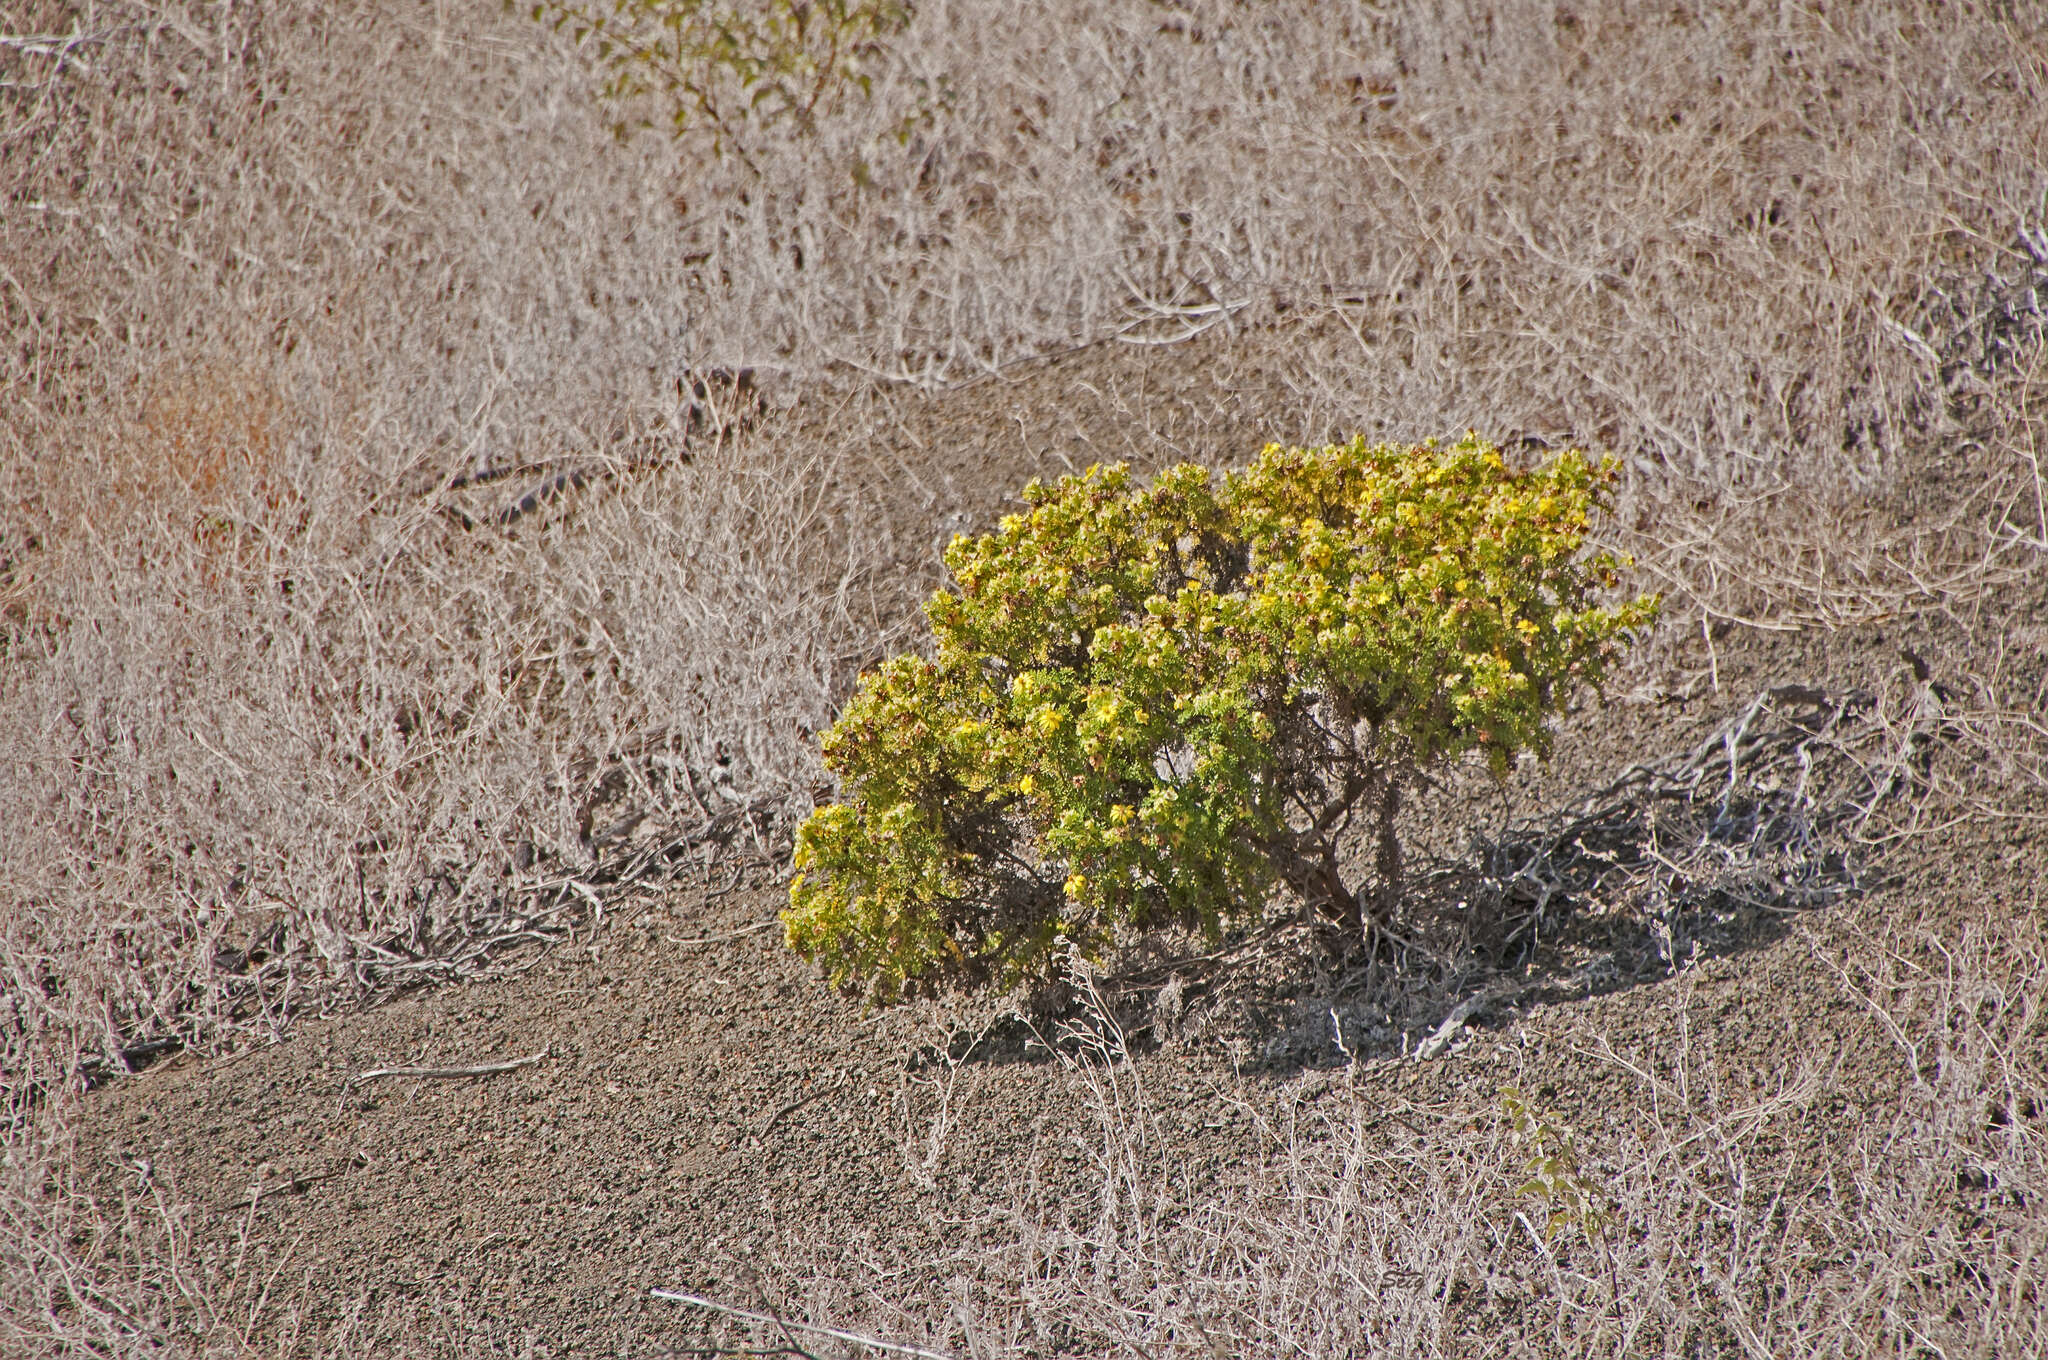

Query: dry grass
<box><xmin>724</xmin><ymin>912</ymin><xmax>2048</xmax><ymax>1359</ymax></box>
<box><xmin>3</xmin><ymin>0</ymin><xmax>2047</xmax><ymax>1353</ymax></box>
<box><xmin>639</xmin><ymin>0</ymin><xmax>2041</xmax><ymax>475</ymax></box>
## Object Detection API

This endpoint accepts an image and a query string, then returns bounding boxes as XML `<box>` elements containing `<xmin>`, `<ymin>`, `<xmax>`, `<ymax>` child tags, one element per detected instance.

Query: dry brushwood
<box><xmin>649</xmin><ymin>1288</ymin><xmax>953</xmax><ymax>1360</ymax></box>
<box><xmin>1441</xmin><ymin>679</ymin><xmax>1961</xmax><ymax>979</ymax></box>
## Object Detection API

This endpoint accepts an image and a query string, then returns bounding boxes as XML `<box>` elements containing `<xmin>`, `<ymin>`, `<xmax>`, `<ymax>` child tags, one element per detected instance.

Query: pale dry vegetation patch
<box><xmin>3</xmin><ymin>0</ymin><xmax>2047</xmax><ymax>1353</ymax></box>
<box><xmin>562</xmin><ymin>0</ymin><xmax>2048</xmax><ymax>637</ymax></box>
<box><xmin>717</xmin><ymin>915</ymin><xmax>2048</xmax><ymax>1358</ymax></box>
<box><xmin>631</xmin><ymin>1</ymin><xmax>2043</xmax><ymax>456</ymax></box>
<box><xmin>2</xmin><ymin>0</ymin><xmax>810</xmax><ymax>1098</ymax></box>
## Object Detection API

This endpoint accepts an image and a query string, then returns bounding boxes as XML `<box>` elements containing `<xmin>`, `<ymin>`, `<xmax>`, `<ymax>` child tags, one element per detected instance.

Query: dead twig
<box><xmin>349</xmin><ymin>1046</ymin><xmax>550</xmax><ymax>1085</ymax></box>
<box><xmin>219</xmin><ymin>1152</ymin><xmax>369</xmax><ymax>1213</ymax></box>
<box><xmin>1413</xmin><ymin>986</ymin><xmax>1511</xmax><ymax>1062</ymax></box>
<box><xmin>667</xmin><ymin>918</ymin><xmax>778</xmax><ymax>948</ymax></box>
<box><xmin>649</xmin><ymin>1289</ymin><xmax>954</xmax><ymax>1360</ymax></box>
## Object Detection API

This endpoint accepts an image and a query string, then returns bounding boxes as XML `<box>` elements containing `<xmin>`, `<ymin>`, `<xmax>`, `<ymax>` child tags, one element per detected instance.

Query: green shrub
<box><xmin>523</xmin><ymin>0</ymin><xmax>911</xmax><ymax>157</ymax></box>
<box><xmin>785</xmin><ymin>436</ymin><xmax>1658</xmax><ymax>999</ymax></box>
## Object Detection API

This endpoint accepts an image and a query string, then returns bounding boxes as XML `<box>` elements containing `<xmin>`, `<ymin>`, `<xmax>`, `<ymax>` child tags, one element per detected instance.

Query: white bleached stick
<box><xmin>649</xmin><ymin>1289</ymin><xmax>954</xmax><ymax>1360</ymax></box>
<box><xmin>351</xmin><ymin>1047</ymin><xmax>550</xmax><ymax>1083</ymax></box>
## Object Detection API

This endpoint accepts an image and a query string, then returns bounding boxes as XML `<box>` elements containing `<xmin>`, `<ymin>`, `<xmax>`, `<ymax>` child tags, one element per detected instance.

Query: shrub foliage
<box><xmin>785</xmin><ymin>436</ymin><xmax>1657</xmax><ymax>998</ymax></box>
<box><xmin>525</xmin><ymin>0</ymin><xmax>910</xmax><ymax>157</ymax></box>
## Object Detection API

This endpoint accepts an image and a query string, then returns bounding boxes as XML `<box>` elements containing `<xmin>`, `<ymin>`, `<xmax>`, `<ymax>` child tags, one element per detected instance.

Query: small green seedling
<box><xmin>1501</xmin><ymin>1085</ymin><xmax>1613</xmax><ymax>1245</ymax></box>
<box><xmin>522</xmin><ymin>0</ymin><xmax>910</xmax><ymax>156</ymax></box>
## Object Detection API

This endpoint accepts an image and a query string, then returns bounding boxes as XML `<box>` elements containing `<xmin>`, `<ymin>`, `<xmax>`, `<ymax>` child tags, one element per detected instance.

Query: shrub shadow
<box><xmin>949</xmin><ymin>682</ymin><xmax>1948</xmax><ymax>1077</ymax></box>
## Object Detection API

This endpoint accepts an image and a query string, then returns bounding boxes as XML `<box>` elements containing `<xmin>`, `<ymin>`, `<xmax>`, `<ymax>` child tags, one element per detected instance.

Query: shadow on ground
<box><xmin>930</xmin><ymin>680</ymin><xmax>1932</xmax><ymax>1079</ymax></box>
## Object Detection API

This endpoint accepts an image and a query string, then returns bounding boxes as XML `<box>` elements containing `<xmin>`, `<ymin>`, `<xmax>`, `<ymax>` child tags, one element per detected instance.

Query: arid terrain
<box><xmin>5</xmin><ymin>2</ymin><xmax>2047</xmax><ymax>1356</ymax></box>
